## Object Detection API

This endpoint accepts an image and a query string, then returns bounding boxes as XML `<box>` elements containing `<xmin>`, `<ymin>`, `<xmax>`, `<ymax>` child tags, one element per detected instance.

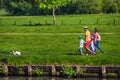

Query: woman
<box><xmin>84</xmin><ymin>26</ymin><xmax>95</xmax><ymax>54</ymax></box>
<box><xmin>94</xmin><ymin>28</ymin><xmax>103</xmax><ymax>53</ymax></box>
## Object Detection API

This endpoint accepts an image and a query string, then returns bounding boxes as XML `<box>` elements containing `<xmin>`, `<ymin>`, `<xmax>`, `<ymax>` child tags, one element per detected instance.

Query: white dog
<box><xmin>11</xmin><ymin>51</ymin><xmax>21</xmax><ymax>55</ymax></box>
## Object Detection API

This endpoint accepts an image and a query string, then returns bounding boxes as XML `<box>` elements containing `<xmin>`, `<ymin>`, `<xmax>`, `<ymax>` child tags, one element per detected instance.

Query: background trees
<box><xmin>102</xmin><ymin>0</ymin><xmax>119</xmax><ymax>13</ymax></box>
<box><xmin>0</xmin><ymin>0</ymin><xmax>1</xmax><ymax>9</ymax></box>
<box><xmin>69</xmin><ymin>0</ymin><xmax>102</xmax><ymax>14</ymax></box>
<box><xmin>37</xmin><ymin>0</ymin><xmax>70</xmax><ymax>26</ymax></box>
<box><xmin>0</xmin><ymin>0</ymin><xmax>120</xmax><ymax>16</ymax></box>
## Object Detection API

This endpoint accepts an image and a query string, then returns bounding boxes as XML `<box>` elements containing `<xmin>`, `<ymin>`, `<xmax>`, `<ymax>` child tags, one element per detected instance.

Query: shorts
<box><xmin>85</xmin><ymin>41</ymin><xmax>91</xmax><ymax>49</ymax></box>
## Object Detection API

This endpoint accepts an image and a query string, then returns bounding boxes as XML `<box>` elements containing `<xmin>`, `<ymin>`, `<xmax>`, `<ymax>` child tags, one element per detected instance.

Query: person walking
<box><xmin>79</xmin><ymin>36</ymin><xmax>85</xmax><ymax>55</ymax></box>
<box><xmin>90</xmin><ymin>37</ymin><xmax>96</xmax><ymax>54</ymax></box>
<box><xmin>94</xmin><ymin>28</ymin><xmax>103</xmax><ymax>53</ymax></box>
<box><xmin>84</xmin><ymin>26</ymin><xmax>95</xmax><ymax>55</ymax></box>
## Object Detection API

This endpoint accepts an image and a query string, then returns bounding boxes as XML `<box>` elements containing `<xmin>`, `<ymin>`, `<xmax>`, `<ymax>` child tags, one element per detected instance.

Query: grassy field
<box><xmin>0</xmin><ymin>14</ymin><xmax>120</xmax><ymax>65</ymax></box>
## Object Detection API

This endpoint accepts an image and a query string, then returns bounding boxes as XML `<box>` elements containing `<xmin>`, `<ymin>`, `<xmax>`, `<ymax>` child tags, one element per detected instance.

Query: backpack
<box><xmin>91</xmin><ymin>34</ymin><xmax>95</xmax><ymax>39</ymax></box>
<box><xmin>98</xmin><ymin>34</ymin><xmax>101</xmax><ymax>41</ymax></box>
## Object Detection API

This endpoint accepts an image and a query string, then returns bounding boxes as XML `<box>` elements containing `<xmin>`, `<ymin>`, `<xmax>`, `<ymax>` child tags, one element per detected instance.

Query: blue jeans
<box><xmin>95</xmin><ymin>40</ymin><xmax>103</xmax><ymax>52</ymax></box>
<box><xmin>79</xmin><ymin>47</ymin><xmax>83</xmax><ymax>53</ymax></box>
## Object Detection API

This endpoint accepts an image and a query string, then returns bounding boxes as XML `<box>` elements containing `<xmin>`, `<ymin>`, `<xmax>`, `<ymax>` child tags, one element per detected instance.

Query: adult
<box><xmin>84</xmin><ymin>26</ymin><xmax>95</xmax><ymax>54</ymax></box>
<box><xmin>94</xmin><ymin>28</ymin><xmax>103</xmax><ymax>53</ymax></box>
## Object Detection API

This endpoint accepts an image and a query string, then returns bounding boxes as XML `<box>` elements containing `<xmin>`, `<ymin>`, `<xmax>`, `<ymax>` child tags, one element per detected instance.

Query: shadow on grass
<box><xmin>64</xmin><ymin>52</ymin><xmax>80</xmax><ymax>56</ymax></box>
<box><xmin>19</xmin><ymin>23</ymin><xmax>52</xmax><ymax>26</ymax></box>
<box><xmin>0</xmin><ymin>51</ymin><xmax>9</xmax><ymax>54</ymax></box>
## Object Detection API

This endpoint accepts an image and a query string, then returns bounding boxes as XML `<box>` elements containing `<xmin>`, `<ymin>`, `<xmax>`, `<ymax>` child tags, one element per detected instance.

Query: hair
<box><xmin>94</xmin><ymin>28</ymin><xmax>98</xmax><ymax>33</ymax></box>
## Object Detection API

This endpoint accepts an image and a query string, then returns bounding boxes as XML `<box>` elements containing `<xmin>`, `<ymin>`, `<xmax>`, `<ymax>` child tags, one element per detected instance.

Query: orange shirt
<box><xmin>85</xmin><ymin>30</ymin><xmax>91</xmax><ymax>41</ymax></box>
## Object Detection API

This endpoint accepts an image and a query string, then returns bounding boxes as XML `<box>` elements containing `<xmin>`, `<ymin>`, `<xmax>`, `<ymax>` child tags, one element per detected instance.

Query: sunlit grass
<box><xmin>0</xmin><ymin>14</ymin><xmax>120</xmax><ymax>65</ymax></box>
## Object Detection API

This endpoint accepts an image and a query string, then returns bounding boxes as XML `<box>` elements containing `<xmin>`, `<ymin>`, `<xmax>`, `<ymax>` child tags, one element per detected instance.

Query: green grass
<box><xmin>0</xmin><ymin>14</ymin><xmax>120</xmax><ymax>26</ymax></box>
<box><xmin>0</xmin><ymin>14</ymin><xmax>120</xmax><ymax>65</ymax></box>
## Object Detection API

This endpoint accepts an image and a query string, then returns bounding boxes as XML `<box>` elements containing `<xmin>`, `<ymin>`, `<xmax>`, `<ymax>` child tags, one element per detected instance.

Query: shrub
<box><xmin>61</xmin><ymin>65</ymin><xmax>76</xmax><ymax>78</ymax></box>
<box><xmin>33</xmin><ymin>68</ymin><xmax>43</xmax><ymax>76</ymax></box>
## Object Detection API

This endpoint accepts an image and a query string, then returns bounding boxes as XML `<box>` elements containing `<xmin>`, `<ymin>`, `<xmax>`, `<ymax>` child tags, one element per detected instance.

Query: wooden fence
<box><xmin>0</xmin><ymin>65</ymin><xmax>120</xmax><ymax>78</ymax></box>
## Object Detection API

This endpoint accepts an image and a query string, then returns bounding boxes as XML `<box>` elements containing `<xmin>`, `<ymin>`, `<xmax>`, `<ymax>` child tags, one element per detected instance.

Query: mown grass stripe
<box><xmin>0</xmin><ymin>33</ymin><xmax>119</xmax><ymax>35</ymax></box>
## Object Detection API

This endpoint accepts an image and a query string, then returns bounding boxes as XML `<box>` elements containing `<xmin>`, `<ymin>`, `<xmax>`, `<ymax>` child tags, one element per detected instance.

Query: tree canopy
<box><xmin>37</xmin><ymin>0</ymin><xmax>70</xmax><ymax>26</ymax></box>
<box><xmin>0</xmin><ymin>0</ymin><xmax>120</xmax><ymax>16</ymax></box>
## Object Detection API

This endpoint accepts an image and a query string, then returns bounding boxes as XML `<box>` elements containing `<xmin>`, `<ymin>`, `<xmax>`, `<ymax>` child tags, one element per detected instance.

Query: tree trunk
<box><xmin>52</xmin><ymin>7</ymin><xmax>56</xmax><ymax>26</ymax></box>
<box><xmin>0</xmin><ymin>0</ymin><xmax>1</xmax><ymax>9</ymax></box>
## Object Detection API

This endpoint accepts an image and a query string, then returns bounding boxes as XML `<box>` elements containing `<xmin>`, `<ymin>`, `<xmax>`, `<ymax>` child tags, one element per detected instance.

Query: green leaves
<box><xmin>33</xmin><ymin>68</ymin><xmax>43</xmax><ymax>76</ymax></box>
<box><xmin>39</xmin><ymin>0</ymin><xmax>70</xmax><ymax>9</ymax></box>
<box><xmin>61</xmin><ymin>65</ymin><xmax>76</xmax><ymax>77</ymax></box>
<box><xmin>39</xmin><ymin>3</ymin><xmax>47</xmax><ymax>9</ymax></box>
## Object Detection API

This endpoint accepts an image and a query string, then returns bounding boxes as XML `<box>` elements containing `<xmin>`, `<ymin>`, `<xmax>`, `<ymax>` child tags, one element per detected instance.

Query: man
<box><xmin>84</xmin><ymin>26</ymin><xmax>95</xmax><ymax>54</ymax></box>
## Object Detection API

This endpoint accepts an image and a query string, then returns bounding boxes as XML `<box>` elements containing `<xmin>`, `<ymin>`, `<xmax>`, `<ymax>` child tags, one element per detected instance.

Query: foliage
<box><xmin>71</xmin><ymin>0</ymin><xmax>103</xmax><ymax>14</ymax></box>
<box><xmin>37</xmin><ymin>0</ymin><xmax>70</xmax><ymax>26</ymax></box>
<box><xmin>61</xmin><ymin>65</ymin><xmax>76</xmax><ymax>77</ymax></box>
<box><xmin>0</xmin><ymin>8</ymin><xmax>9</xmax><ymax>16</ymax></box>
<box><xmin>2</xmin><ymin>0</ymin><xmax>33</xmax><ymax>15</ymax></box>
<box><xmin>102</xmin><ymin>0</ymin><xmax>119</xmax><ymax>13</ymax></box>
<box><xmin>33</xmin><ymin>68</ymin><xmax>43</xmax><ymax>76</ymax></box>
<box><xmin>78</xmin><ymin>68</ymin><xmax>84</xmax><ymax>75</ymax></box>
<box><xmin>1</xmin><ymin>0</ymin><xmax>120</xmax><ymax>16</ymax></box>
<box><xmin>14</xmin><ymin>65</ymin><xmax>25</xmax><ymax>75</ymax></box>
<box><xmin>0</xmin><ymin>0</ymin><xmax>1</xmax><ymax>9</ymax></box>
<box><xmin>0</xmin><ymin>67</ymin><xmax>4</xmax><ymax>74</ymax></box>
<box><xmin>38</xmin><ymin>0</ymin><xmax>70</xmax><ymax>9</ymax></box>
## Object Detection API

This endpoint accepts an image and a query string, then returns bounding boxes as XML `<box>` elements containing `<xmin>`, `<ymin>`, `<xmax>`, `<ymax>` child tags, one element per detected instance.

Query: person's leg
<box><xmin>90</xmin><ymin>44</ymin><xmax>96</xmax><ymax>54</ymax></box>
<box><xmin>95</xmin><ymin>40</ymin><xmax>103</xmax><ymax>52</ymax></box>
<box><xmin>85</xmin><ymin>41</ymin><xmax>94</xmax><ymax>54</ymax></box>
<box><xmin>79</xmin><ymin>47</ymin><xmax>84</xmax><ymax>55</ymax></box>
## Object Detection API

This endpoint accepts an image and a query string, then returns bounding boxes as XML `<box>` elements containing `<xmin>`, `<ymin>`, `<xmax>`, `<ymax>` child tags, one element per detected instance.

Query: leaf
<box><xmin>39</xmin><ymin>3</ymin><xmax>47</xmax><ymax>9</ymax></box>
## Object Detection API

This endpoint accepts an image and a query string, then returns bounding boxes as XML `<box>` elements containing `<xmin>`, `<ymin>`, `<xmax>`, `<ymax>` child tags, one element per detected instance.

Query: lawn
<box><xmin>0</xmin><ymin>14</ymin><xmax>120</xmax><ymax>66</ymax></box>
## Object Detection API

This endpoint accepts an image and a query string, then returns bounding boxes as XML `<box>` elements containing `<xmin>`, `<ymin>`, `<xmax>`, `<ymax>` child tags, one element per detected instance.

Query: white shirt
<box><xmin>80</xmin><ymin>39</ymin><xmax>85</xmax><ymax>48</ymax></box>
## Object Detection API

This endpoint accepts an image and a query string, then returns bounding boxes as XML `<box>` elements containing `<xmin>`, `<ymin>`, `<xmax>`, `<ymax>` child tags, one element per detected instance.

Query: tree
<box><xmin>0</xmin><ymin>0</ymin><xmax>2</xmax><ymax>9</ymax></box>
<box><xmin>2</xmin><ymin>0</ymin><xmax>34</xmax><ymax>15</ymax></box>
<box><xmin>101</xmin><ymin>0</ymin><xmax>118</xmax><ymax>13</ymax></box>
<box><xmin>71</xmin><ymin>0</ymin><xmax>102</xmax><ymax>14</ymax></box>
<box><xmin>115</xmin><ymin>0</ymin><xmax>120</xmax><ymax>13</ymax></box>
<box><xmin>37</xmin><ymin>0</ymin><xmax>70</xmax><ymax>26</ymax></box>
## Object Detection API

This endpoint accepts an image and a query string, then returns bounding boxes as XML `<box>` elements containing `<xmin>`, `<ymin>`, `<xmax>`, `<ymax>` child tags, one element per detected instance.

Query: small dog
<box><xmin>11</xmin><ymin>51</ymin><xmax>21</xmax><ymax>55</ymax></box>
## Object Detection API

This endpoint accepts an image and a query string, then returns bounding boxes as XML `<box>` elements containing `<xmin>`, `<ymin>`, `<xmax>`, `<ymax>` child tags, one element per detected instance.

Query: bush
<box><xmin>0</xmin><ymin>8</ymin><xmax>9</xmax><ymax>16</ymax></box>
<box><xmin>61</xmin><ymin>65</ymin><xmax>76</xmax><ymax>78</ymax></box>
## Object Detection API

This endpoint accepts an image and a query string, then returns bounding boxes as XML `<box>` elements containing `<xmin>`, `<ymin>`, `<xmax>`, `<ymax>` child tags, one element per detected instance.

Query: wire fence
<box><xmin>0</xmin><ymin>17</ymin><xmax>120</xmax><ymax>26</ymax></box>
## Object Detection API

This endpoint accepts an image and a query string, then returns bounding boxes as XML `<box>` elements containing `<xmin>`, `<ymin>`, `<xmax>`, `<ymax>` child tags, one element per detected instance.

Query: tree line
<box><xmin>0</xmin><ymin>0</ymin><xmax>120</xmax><ymax>16</ymax></box>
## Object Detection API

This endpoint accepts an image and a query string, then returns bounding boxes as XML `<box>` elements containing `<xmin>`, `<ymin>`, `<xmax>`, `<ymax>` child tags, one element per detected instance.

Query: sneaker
<box><xmin>101</xmin><ymin>51</ymin><xmax>104</xmax><ymax>53</ymax></box>
<box><xmin>93</xmin><ymin>52</ymin><xmax>96</xmax><ymax>55</ymax></box>
<box><xmin>81</xmin><ymin>53</ymin><xmax>84</xmax><ymax>55</ymax></box>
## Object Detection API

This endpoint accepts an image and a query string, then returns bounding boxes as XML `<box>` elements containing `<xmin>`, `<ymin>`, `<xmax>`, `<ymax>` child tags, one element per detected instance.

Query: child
<box><xmin>90</xmin><ymin>37</ymin><xmax>96</xmax><ymax>54</ymax></box>
<box><xmin>89</xmin><ymin>34</ymin><xmax>96</xmax><ymax>55</ymax></box>
<box><xmin>79</xmin><ymin>36</ymin><xmax>85</xmax><ymax>55</ymax></box>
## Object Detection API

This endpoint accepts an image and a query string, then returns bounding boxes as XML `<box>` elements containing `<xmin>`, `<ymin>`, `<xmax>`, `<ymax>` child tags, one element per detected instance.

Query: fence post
<box><xmin>61</xmin><ymin>20</ymin><xmax>64</xmax><ymax>25</ymax></box>
<box><xmin>0</xmin><ymin>18</ymin><xmax>1</xmax><ymax>25</ymax></box>
<box><xmin>96</xmin><ymin>18</ymin><xmax>100</xmax><ymax>24</ymax></box>
<box><xmin>113</xmin><ymin>18</ymin><xmax>116</xmax><ymax>24</ymax></box>
<box><xmin>28</xmin><ymin>65</ymin><xmax>32</xmax><ymax>76</ymax></box>
<box><xmin>3</xmin><ymin>65</ymin><xmax>8</xmax><ymax>76</ymax></box>
<box><xmin>51</xmin><ymin>65</ymin><xmax>56</xmax><ymax>76</ymax></box>
<box><xmin>102</xmin><ymin>66</ymin><xmax>106</xmax><ymax>78</ymax></box>
<box><xmin>76</xmin><ymin>65</ymin><xmax>80</xmax><ymax>77</ymax></box>
<box><xmin>13</xmin><ymin>21</ymin><xmax>16</xmax><ymax>25</ymax></box>
<box><xmin>29</xmin><ymin>20</ymin><xmax>31</xmax><ymax>26</ymax></box>
<box><xmin>45</xmin><ymin>20</ymin><xmax>48</xmax><ymax>25</ymax></box>
<box><xmin>79</xmin><ymin>20</ymin><xmax>81</xmax><ymax>25</ymax></box>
